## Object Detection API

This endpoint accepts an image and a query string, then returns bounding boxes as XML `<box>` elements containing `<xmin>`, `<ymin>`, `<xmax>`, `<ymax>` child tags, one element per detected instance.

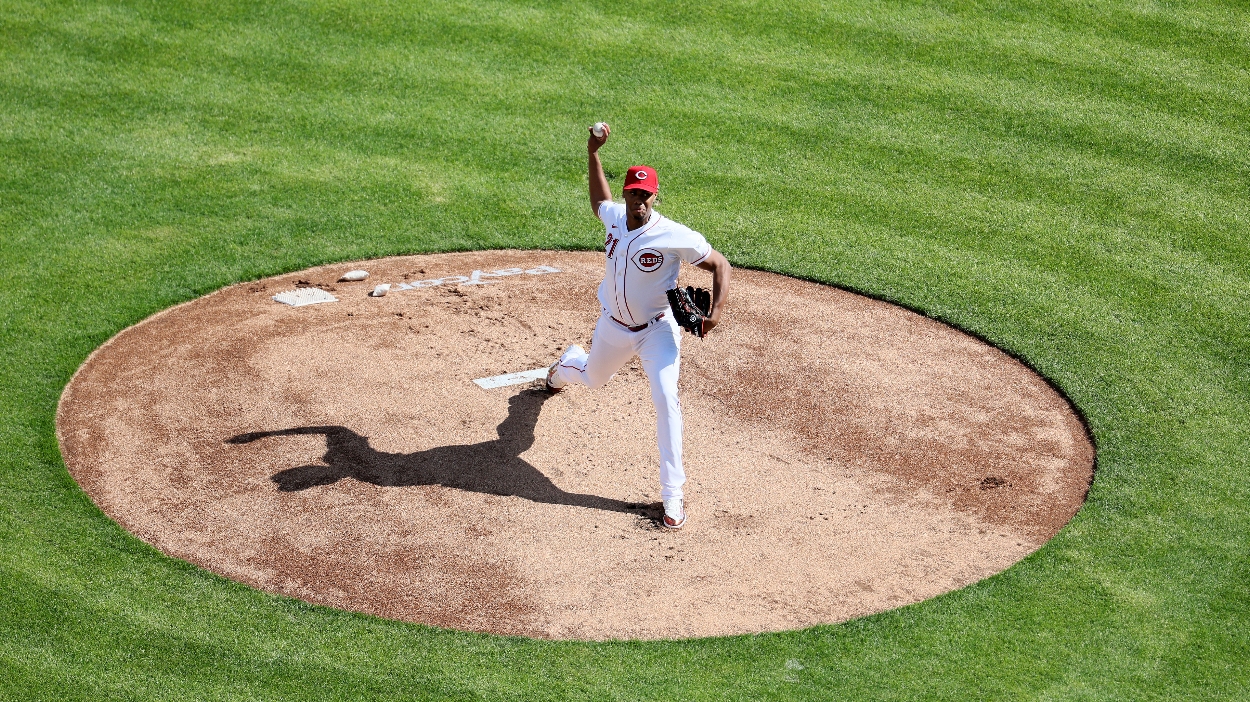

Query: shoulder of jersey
<box><xmin>655</xmin><ymin>216</ymin><xmax>701</xmax><ymax>239</ymax></box>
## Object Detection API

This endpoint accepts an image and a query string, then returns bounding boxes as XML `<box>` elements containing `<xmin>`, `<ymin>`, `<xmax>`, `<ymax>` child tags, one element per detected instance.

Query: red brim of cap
<box><xmin>623</xmin><ymin>182</ymin><xmax>658</xmax><ymax>193</ymax></box>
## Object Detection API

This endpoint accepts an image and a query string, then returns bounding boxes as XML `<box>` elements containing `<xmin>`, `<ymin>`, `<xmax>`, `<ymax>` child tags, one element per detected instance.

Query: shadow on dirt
<box><xmin>226</xmin><ymin>387</ymin><xmax>650</xmax><ymax>516</ymax></box>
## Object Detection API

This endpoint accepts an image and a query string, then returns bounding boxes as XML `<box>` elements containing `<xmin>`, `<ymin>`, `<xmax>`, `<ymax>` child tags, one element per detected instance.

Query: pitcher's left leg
<box><xmin>637</xmin><ymin>319</ymin><xmax>685</xmax><ymax>502</ymax></box>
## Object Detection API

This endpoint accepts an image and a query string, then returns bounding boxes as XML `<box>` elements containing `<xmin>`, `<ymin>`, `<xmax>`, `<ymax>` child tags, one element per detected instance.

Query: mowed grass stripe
<box><xmin>1</xmin><ymin>0</ymin><xmax>1247</xmax><ymax>698</ymax></box>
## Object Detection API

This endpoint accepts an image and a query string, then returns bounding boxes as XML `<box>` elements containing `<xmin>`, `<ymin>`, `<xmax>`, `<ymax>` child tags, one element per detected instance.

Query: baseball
<box><xmin>592</xmin><ymin>122</ymin><xmax>608</xmax><ymax>138</ymax></box>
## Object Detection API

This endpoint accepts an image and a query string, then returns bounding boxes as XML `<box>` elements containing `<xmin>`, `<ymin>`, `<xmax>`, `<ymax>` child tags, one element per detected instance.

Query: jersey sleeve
<box><xmin>598</xmin><ymin>201</ymin><xmax>625</xmax><ymax>227</ymax></box>
<box><xmin>670</xmin><ymin>224</ymin><xmax>713</xmax><ymax>265</ymax></box>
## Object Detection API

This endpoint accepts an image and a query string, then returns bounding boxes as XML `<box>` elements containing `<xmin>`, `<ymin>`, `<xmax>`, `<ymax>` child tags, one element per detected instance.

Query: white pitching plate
<box><xmin>472</xmin><ymin>368</ymin><xmax>549</xmax><ymax>389</ymax></box>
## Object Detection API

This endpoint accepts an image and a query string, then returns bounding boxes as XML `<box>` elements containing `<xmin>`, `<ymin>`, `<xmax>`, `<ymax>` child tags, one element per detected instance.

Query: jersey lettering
<box><xmin>634</xmin><ymin>248</ymin><xmax>664</xmax><ymax>272</ymax></box>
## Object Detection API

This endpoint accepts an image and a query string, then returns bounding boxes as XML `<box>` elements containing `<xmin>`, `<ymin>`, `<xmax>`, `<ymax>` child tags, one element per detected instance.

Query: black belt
<box><xmin>611</xmin><ymin>312</ymin><xmax>664</xmax><ymax>332</ymax></box>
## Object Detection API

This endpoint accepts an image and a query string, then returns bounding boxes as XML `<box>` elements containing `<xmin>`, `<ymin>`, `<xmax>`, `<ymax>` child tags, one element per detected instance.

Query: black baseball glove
<box><xmin>666</xmin><ymin>286</ymin><xmax>712</xmax><ymax>338</ymax></box>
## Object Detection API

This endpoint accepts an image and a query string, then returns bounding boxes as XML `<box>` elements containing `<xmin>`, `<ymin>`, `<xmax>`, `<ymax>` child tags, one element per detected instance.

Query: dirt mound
<box><xmin>57</xmin><ymin>250</ymin><xmax>1093</xmax><ymax>640</ymax></box>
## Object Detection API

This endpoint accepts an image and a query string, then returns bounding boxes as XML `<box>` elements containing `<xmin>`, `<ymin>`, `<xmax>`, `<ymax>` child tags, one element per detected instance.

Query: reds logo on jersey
<box><xmin>633</xmin><ymin>248</ymin><xmax>664</xmax><ymax>272</ymax></box>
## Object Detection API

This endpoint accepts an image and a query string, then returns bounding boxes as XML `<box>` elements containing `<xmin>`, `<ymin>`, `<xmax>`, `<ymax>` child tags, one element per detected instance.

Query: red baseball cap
<box><xmin>623</xmin><ymin>165</ymin><xmax>658</xmax><ymax>194</ymax></box>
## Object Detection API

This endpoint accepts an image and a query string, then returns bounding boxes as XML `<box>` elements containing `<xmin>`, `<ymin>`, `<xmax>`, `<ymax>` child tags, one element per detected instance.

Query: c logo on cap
<box><xmin>636</xmin><ymin>171</ymin><xmax>647</xmax><ymax>180</ymax></box>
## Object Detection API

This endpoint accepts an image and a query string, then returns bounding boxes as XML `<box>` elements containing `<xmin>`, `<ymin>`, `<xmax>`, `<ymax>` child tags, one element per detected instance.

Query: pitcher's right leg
<box><xmin>549</xmin><ymin>314</ymin><xmax>633</xmax><ymax>390</ymax></box>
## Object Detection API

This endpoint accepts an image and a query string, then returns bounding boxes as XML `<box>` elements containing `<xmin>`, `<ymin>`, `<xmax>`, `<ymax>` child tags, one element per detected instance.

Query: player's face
<box><xmin>623</xmin><ymin>188</ymin><xmax>656</xmax><ymax>221</ymax></box>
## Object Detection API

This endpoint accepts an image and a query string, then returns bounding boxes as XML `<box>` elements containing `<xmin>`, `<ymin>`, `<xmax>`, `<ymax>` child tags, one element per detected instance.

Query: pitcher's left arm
<box><xmin>695</xmin><ymin>249</ymin><xmax>731</xmax><ymax>332</ymax></box>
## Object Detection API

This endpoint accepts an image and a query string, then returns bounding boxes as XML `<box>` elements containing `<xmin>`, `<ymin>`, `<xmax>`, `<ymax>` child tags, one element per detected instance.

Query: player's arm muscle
<box><xmin>695</xmin><ymin>249</ymin><xmax>731</xmax><ymax>331</ymax></box>
<box><xmin>588</xmin><ymin>128</ymin><xmax>611</xmax><ymax>216</ymax></box>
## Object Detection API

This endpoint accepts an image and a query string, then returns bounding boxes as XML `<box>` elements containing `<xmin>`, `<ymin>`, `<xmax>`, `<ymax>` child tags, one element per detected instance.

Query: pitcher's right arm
<box><xmin>588</xmin><ymin>124</ymin><xmax>611</xmax><ymax>216</ymax></box>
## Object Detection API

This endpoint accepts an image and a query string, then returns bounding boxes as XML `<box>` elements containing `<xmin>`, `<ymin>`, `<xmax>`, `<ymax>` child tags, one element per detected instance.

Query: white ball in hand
<box><xmin>592</xmin><ymin>122</ymin><xmax>608</xmax><ymax>138</ymax></box>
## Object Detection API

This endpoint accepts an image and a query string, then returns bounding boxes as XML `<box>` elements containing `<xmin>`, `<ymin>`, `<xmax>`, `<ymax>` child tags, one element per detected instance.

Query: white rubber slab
<box><xmin>272</xmin><ymin>288</ymin><xmax>338</xmax><ymax>306</ymax></box>
<box><xmin>473</xmin><ymin>368</ymin><xmax>548</xmax><ymax>389</ymax></box>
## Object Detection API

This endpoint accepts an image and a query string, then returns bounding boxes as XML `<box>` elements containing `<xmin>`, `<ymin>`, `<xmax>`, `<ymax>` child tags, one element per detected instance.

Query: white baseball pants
<box><xmin>551</xmin><ymin>312</ymin><xmax>685</xmax><ymax>501</ymax></box>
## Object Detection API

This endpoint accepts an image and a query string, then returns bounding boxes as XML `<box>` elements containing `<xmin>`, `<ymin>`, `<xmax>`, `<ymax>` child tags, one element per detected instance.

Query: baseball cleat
<box><xmin>545</xmin><ymin>361</ymin><xmax>566</xmax><ymax>393</ymax></box>
<box><xmin>662</xmin><ymin>498</ymin><xmax>686</xmax><ymax>530</ymax></box>
<box><xmin>545</xmin><ymin>344</ymin><xmax>586</xmax><ymax>393</ymax></box>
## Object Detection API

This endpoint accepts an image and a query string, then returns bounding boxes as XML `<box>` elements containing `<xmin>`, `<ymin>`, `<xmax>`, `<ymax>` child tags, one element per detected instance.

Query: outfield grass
<box><xmin>2</xmin><ymin>0</ymin><xmax>1248</xmax><ymax>698</ymax></box>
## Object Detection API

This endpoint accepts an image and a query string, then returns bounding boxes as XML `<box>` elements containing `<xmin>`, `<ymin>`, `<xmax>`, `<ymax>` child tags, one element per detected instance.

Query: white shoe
<box><xmin>545</xmin><ymin>344</ymin><xmax>584</xmax><ymax>393</ymax></box>
<box><xmin>545</xmin><ymin>361</ymin><xmax>566</xmax><ymax>392</ymax></box>
<box><xmin>662</xmin><ymin>498</ymin><xmax>686</xmax><ymax>529</ymax></box>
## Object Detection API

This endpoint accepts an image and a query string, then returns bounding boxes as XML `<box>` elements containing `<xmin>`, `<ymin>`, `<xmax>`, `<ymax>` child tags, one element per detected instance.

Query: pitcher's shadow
<box><xmin>226</xmin><ymin>387</ymin><xmax>649</xmax><ymax>516</ymax></box>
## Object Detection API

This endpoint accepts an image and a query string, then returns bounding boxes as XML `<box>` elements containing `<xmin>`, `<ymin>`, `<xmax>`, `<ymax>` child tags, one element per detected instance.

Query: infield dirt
<box><xmin>57</xmin><ymin>250</ymin><xmax>1093</xmax><ymax>640</ymax></box>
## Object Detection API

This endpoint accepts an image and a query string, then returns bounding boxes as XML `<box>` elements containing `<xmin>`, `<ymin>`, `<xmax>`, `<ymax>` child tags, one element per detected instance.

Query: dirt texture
<box><xmin>57</xmin><ymin>250</ymin><xmax>1094</xmax><ymax>640</ymax></box>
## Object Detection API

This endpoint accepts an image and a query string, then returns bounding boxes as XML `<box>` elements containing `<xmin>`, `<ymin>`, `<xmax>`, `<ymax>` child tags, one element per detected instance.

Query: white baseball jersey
<box><xmin>596</xmin><ymin>200</ymin><xmax>712</xmax><ymax>326</ymax></box>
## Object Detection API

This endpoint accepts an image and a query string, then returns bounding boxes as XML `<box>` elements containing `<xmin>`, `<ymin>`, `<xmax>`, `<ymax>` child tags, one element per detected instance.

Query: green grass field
<box><xmin>2</xmin><ymin>0</ymin><xmax>1247</xmax><ymax>698</ymax></box>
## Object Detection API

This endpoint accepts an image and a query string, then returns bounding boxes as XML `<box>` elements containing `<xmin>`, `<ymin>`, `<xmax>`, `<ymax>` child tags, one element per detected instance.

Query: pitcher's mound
<box><xmin>57</xmin><ymin>250</ymin><xmax>1093</xmax><ymax>640</ymax></box>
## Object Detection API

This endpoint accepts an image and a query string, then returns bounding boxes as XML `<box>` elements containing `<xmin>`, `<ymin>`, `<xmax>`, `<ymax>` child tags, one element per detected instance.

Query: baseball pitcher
<box><xmin>545</xmin><ymin>123</ymin><xmax>731</xmax><ymax>529</ymax></box>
